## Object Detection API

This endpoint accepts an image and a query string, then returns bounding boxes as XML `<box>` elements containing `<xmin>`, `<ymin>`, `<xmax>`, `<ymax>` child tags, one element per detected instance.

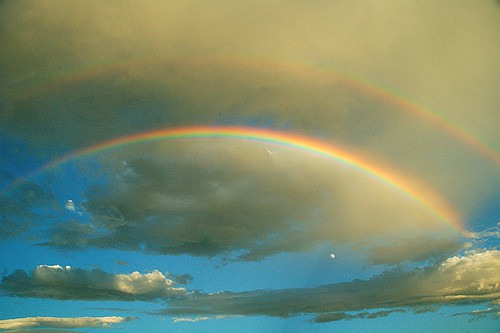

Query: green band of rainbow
<box><xmin>25</xmin><ymin>126</ymin><xmax>462</xmax><ymax>231</ymax></box>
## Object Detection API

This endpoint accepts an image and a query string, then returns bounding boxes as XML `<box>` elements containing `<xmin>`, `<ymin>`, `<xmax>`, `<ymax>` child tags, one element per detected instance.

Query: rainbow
<box><xmin>8</xmin><ymin>55</ymin><xmax>499</xmax><ymax>165</ymax></box>
<box><xmin>13</xmin><ymin>126</ymin><xmax>462</xmax><ymax>231</ymax></box>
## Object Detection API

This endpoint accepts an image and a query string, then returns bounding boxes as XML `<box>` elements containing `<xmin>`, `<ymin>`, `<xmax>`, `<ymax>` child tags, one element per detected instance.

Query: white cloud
<box><xmin>114</xmin><ymin>270</ymin><xmax>178</xmax><ymax>294</ymax></box>
<box><xmin>172</xmin><ymin>315</ymin><xmax>234</xmax><ymax>323</ymax></box>
<box><xmin>439</xmin><ymin>250</ymin><xmax>500</xmax><ymax>292</ymax></box>
<box><xmin>0</xmin><ymin>316</ymin><xmax>134</xmax><ymax>330</ymax></box>
<box><xmin>65</xmin><ymin>199</ymin><xmax>76</xmax><ymax>211</ymax></box>
<box><xmin>173</xmin><ymin>316</ymin><xmax>210</xmax><ymax>323</ymax></box>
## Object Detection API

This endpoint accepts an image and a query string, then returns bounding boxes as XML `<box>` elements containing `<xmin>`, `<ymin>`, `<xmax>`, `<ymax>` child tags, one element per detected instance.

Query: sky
<box><xmin>0</xmin><ymin>1</ymin><xmax>499</xmax><ymax>332</ymax></box>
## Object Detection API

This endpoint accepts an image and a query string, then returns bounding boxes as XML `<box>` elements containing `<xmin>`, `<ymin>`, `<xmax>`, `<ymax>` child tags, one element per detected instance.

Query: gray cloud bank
<box><xmin>0</xmin><ymin>316</ymin><xmax>134</xmax><ymax>331</ymax></box>
<box><xmin>0</xmin><ymin>265</ymin><xmax>185</xmax><ymax>301</ymax></box>
<box><xmin>2</xmin><ymin>250</ymin><xmax>498</xmax><ymax>323</ymax></box>
<box><xmin>163</xmin><ymin>249</ymin><xmax>500</xmax><ymax>322</ymax></box>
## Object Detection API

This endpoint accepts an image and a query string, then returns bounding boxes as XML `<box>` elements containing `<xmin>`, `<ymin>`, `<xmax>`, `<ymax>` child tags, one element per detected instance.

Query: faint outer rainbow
<box><xmin>9</xmin><ymin>55</ymin><xmax>499</xmax><ymax>165</ymax></box>
<box><xmin>11</xmin><ymin>126</ymin><xmax>462</xmax><ymax>231</ymax></box>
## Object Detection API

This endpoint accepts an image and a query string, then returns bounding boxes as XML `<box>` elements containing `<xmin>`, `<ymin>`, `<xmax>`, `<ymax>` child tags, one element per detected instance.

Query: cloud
<box><xmin>2</xmin><ymin>250</ymin><xmax>498</xmax><ymax>323</ymax></box>
<box><xmin>162</xmin><ymin>249</ymin><xmax>500</xmax><ymax>321</ymax></box>
<box><xmin>0</xmin><ymin>0</ymin><xmax>498</xmax><ymax>218</ymax></box>
<box><xmin>463</xmin><ymin>222</ymin><xmax>500</xmax><ymax>240</ymax></box>
<box><xmin>173</xmin><ymin>316</ymin><xmax>210</xmax><ymax>323</ymax></box>
<box><xmin>0</xmin><ymin>175</ymin><xmax>56</xmax><ymax>240</ymax></box>
<box><xmin>452</xmin><ymin>305</ymin><xmax>500</xmax><ymax>321</ymax></box>
<box><xmin>0</xmin><ymin>330</ymin><xmax>81</xmax><ymax>333</ymax></box>
<box><xmin>0</xmin><ymin>316</ymin><xmax>135</xmax><ymax>330</ymax></box>
<box><xmin>0</xmin><ymin>2</ymin><xmax>496</xmax><ymax>268</ymax></box>
<box><xmin>172</xmin><ymin>315</ymin><xmax>232</xmax><ymax>323</ymax></box>
<box><xmin>0</xmin><ymin>265</ymin><xmax>186</xmax><ymax>301</ymax></box>
<box><xmin>362</xmin><ymin>236</ymin><xmax>464</xmax><ymax>265</ymax></box>
<box><xmin>167</xmin><ymin>273</ymin><xmax>194</xmax><ymax>286</ymax></box>
<box><xmin>39</xmin><ymin>141</ymin><xmax>460</xmax><ymax>264</ymax></box>
<box><xmin>115</xmin><ymin>259</ymin><xmax>128</xmax><ymax>266</ymax></box>
<box><xmin>313</xmin><ymin>309</ymin><xmax>406</xmax><ymax>323</ymax></box>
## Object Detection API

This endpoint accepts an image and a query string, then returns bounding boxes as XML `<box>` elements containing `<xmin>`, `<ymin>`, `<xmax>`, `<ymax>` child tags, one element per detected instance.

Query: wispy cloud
<box><xmin>173</xmin><ymin>316</ymin><xmax>210</xmax><ymax>323</ymax></box>
<box><xmin>313</xmin><ymin>309</ymin><xmax>406</xmax><ymax>323</ymax></box>
<box><xmin>463</xmin><ymin>222</ymin><xmax>500</xmax><ymax>240</ymax></box>
<box><xmin>173</xmin><ymin>315</ymin><xmax>232</xmax><ymax>323</ymax></box>
<box><xmin>452</xmin><ymin>305</ymin><xmax>500</xmax><ymax>321</ymax></box>
<box><xmin>0</xmin><ymin>316</ymin><xmax>135</xmax><ymax>330</ymax></box>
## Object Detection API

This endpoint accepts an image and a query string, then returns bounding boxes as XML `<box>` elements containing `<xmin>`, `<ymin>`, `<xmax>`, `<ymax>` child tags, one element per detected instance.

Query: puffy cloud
<box><xmin>0</xmin><ymin>265</ymin><xmax>186</xmax><ymax>301</ymax></box>
<box><xmin>438</xmin><ymin>250</ymin><xmax>500</xmax><ymax>292</ymax></box>
<box><xmin>40</xmin><ymin>140</ymin><xmax>460</xmax><ymax>264</ymax></box>
<box><xmin>163</xmin><ymin>250</ymin><xmax>500</xmax><ymax>321</ymax></box>
<box><xmin>0</xmin><ymin>316</ymin><xmax>135</xmax><ymax>330</ymax></box>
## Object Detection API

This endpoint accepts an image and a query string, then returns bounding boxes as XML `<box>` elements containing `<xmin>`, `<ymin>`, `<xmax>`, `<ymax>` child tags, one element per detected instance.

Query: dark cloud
<box><xmin>412</xmin><ymin>306</ymin><xmax>437</xmax><ymax>314</ymax></box>
<box><xmin>37</xmin><ymin>140</ymin><xmax>459</xmax><ymax>264</ymax></box>
<box><xmin>0</xmin><ymin>265</ymin><xmax>186</xmax><ymax>301</ymax></box>
<box><xmin>40</xmin><ymin>221</ymin><xmax>96</xmax><ymax>249</ymax></box>
<box><xmin>115</xmin><ymin>259</ymin><xmax>128</xmax><ymax>267</ymax></box>
<box><xmin>0</xmin><ymin>0</ymin><xmax>497</xmax><ymax>218</ymax></box>
<box><xmin>0</xmin><ymin>175</ymin><xmax>56</xmax><ymax>240</ymax></box>
<box><xmin>167</xmin><ymin>273</ymin><xmax>194</xmax><ymax>286</ymax></box>
<box><xmin>363</xmin><ymin>236</ymin><xmax>464</xmax><ymax>265</ymax></box>
<box><xmin>162</xmin><ymin>250</ymin><xmax>500</xmax><ymax>321</ymax></box>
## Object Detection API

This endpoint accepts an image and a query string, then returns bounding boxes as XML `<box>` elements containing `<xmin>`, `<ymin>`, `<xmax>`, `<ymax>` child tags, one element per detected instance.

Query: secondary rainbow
<box><xmin>10</xmin><ymin>55</ymin><xmax>499</xmax><ymax>165</ymax></box>
<box><xmin>28</xmin><ymin>126</ymin><xmax>462</xmax><ymax>231</ymax></box>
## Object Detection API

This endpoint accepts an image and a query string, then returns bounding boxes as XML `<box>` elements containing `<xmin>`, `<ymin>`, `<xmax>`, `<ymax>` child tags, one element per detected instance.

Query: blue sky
<box><xmin>0</xmin><ymin>1</ymin><xmax>499</xmax><ymax>332</ymax></box>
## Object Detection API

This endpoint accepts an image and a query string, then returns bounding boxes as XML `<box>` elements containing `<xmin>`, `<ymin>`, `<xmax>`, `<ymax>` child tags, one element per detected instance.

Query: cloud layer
<box><xmin>163</xmin><ymin>249</ymin><xmax>500</xmax><ymax>322</ymax></box>
<box><xmin>2</xmin><ymin>250</ymin><xmax>498</xmax><ymax>323</ymax></box>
